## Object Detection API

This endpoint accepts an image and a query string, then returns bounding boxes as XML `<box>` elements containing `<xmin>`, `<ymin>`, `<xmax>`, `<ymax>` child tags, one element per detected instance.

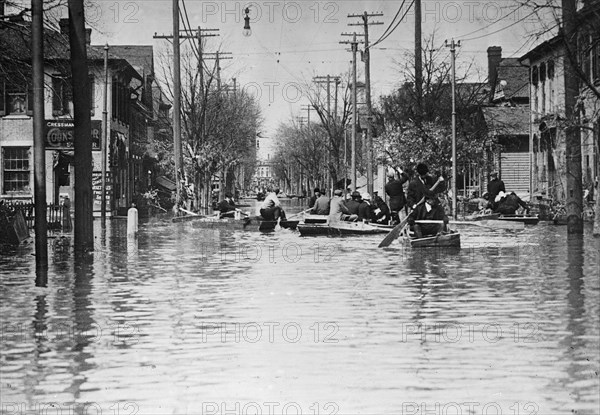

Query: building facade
<box><xmin>0</xmin><ymin>18</ymin><xmax>160</xmax><ymax>216</ymax></box>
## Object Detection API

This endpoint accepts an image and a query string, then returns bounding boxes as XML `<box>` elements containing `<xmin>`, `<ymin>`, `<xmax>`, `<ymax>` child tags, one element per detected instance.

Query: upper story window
<box><xmin>0</xmin><ymin>76</ymin><xmax>33</xmax><ymax>117</ymax></box>
<box><xmin>531</xmin><ymin>66</ymin><xmax>539</xmax><ymax>86</ymax></box>
<box><xmin>51</xmin><ymin>74</ymin><xmax>95</xmax><ymax>117</ymax></box>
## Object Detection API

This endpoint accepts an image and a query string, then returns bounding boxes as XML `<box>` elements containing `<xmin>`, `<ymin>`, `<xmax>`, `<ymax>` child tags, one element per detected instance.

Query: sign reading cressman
<box><xmin>45</xmin><ymin>120</ymin><xmax>101</xmax><ymax>150</ymax></box>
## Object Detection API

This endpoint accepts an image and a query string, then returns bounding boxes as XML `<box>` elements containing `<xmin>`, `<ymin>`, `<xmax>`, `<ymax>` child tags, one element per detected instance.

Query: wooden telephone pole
<box><xmin>349</xmin><ymin>11</ymin><xmax>383</xmax><ymax>196</ymax></box>
<box><xmin>32</xmin><ymin>0</ymin><xmax>47</xmax><ymax>272</ymax></box>
<box><xmin>340</xmin><ymin>33</ymin><xmax>364</xmax><ymax>192</ymax></box>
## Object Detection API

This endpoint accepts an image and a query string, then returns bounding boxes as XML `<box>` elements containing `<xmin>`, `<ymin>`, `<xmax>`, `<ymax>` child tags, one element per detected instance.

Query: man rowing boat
<box><xmin>408</xmin><ymin>194</ymin><xmax>449</xmax><ymax>238</ymax></box>
<box><xmin>260</xmin><ymin>188</ymin><xmax>287</xmax><ymax>221</ymax></box>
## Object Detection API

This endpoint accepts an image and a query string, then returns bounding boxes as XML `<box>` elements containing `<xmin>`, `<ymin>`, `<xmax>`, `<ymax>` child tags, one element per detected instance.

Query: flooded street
<box><xmin>1</xmin><ymin>216</ymin><xmax>599</xmax><ymax>414</ymax></box>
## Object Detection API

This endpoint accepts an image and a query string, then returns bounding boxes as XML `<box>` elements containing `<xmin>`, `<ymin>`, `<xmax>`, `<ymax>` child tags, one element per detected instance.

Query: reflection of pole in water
<box><xmin>563</xmin><ymin>234</ymin><xmax>588</xmax><ymax>396</ymax></box>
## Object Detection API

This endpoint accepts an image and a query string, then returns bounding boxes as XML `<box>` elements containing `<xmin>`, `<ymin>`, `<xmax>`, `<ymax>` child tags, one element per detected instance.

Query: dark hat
<box><xmin>314</xmin><ymin>187</ymin><xmax>321</xmax><ymax>193</ymax></box>
<box><xmin>225</xmin><ymin>192</ymin><xmax>233</xmax><ymax>198</ymax></box>
<box><xmin>416</xmin><ymin>163</ymin><xmax>429</xmax><ymax>175</ymax></box>
<box><xmin>490</xmin><ymin>171</ymin><xmax>498</xmax><ymax>177</ymax></box>
<box><xmin>334</xmin><ymin>189</ymin><xmax>343</xmax><ymax>196</ymax></box>
<box><xmin>351</xmin><ymin>191</ymin><xmax>361</xmax><ymax>199</ymax></box>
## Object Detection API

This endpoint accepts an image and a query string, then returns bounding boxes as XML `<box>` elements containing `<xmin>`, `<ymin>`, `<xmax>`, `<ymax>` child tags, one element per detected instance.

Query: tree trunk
<box><xmin>68</xmin><ymin>0</ymin><xmax>94</xmax><ymax>252</ymax></box>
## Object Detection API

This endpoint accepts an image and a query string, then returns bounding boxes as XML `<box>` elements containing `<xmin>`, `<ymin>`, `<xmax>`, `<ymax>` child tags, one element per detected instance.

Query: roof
<box><xmin>101</xmin><ymin>45</ymin><xmax>154</xmax><ymax>78</ymax></box>
<box><xmin>482</xmin><ymin>106</ymin><xmax>530</xmax><ymax>136</ymax></box>
<box><xmin>494</xmin><ymin>58</ymin><xmax>529</xmax><ymax>101</ymax></box>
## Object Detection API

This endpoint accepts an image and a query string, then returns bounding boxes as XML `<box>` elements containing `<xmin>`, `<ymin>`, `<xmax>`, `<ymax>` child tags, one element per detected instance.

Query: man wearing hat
<box><xmin>345</xmin><ymin>191</ymin><xmax>362</xmax><ymax>217</ymax></box>
<box><xmin>329</xmin><ymin>189</ymin><xmax>358</xmax><ymax>222</ymax></box>
<box><xmin>358</xmin><ymin>193</ymin><xmax>373</xmax><ymax>222</ymax></box>
<box><xmin>217</xmin><ymin>192</ymin><xmax>237</xmax><ymax>217</ymax></box>
<box><xmin>308</xmin><ymin>187</ymin><xmax>321</xmax><ymax>209</ymax></box>
<box><xmin>385</xmin><ymin>170</ymin><xmax>410</xmax><ymax>224</ymax></box>
<box><xmin>407</xmin><ymin>194</ymin><xmax>449</xmax><ymax>238</ymax></box>
<box><xmin>371</xmin><ymin>191</ymin><xmax>391</xmax><ymax>224</ymax></box>
<box><xmin>407</xmin><ymin>163</ymin><xmax>436</xmax><ymax>209</ymax></box>
<box><xmin>311</xmin><ymin>189</ymin><xmax>330</xmax><ymax>215</ymax></box>
<box><xmin>487</xmin><ymin>171</ymin><xmax>505</xmax><ymax>203</ymax></box>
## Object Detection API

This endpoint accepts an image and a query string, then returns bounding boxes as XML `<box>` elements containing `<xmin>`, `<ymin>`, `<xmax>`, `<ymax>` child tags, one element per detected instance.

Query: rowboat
<box><xmin>297</xmin><ymin>219</ymin><xmax>392</xmax><ymax>236</ymax></box>
<box><xmin>185</xmin><ymin>216</ymin><xmax>299</xmax><ymax>232</ymax></box>
<box><xmin>497</xmin><ymin>214</ymin><xmax>539</xmax><ymax>225</ymax></box>
<box><xmin>406</xmin><ymin>231</ymin><xmax>461</xmax><ymax>248</ymax></box>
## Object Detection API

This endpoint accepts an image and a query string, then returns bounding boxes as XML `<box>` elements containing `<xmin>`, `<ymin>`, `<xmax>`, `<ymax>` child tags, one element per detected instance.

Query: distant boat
<box><xmin>405</xmin><ymin>230</ymin><xmax>461</xmax><ymax>248</ymax></box>
<box><xmin>297</xmin><ymin>217</ymin><xmax>392</xmax><ymax>236</ymax></box>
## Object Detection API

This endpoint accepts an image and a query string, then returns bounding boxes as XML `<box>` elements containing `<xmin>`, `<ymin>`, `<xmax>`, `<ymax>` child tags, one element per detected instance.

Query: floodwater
<box><xmin>1</xmin><ymin>206</ymin><xmax>599</xmax><ymax>414</ymax></box>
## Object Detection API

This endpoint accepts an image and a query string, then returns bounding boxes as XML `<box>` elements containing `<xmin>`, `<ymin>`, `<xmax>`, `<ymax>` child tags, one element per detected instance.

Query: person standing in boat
<box><xmin>385</xmin><ymin>170</ymin><xmax>409</xmax><ymax>224</ymax></box>
<box><xmin>329</xmin><ymin>189</ymin><xmax>358</xmax><ymax>222</ymax></box>
<box><xmin>487</xmin><ymin>172</ymin><xmax>505</xmax><ymax>203</ymax></box>
<box><xmin>407</xmin><ymin>194</ymin><xmax>449</xmax><ymax>238</ymax></box>
<box><xmin>217</xmin><ymin>192</ymin><xmax>237</xmax><ymax>218</ymax></box>
<box><xmin>260</xmin><ymin>188</ymin><xmax>287</xmax><ymax>221</ymax></box>
<box><xmin>311</xmin><ymin>190</ymin><xmax>330</xmax><ymax>215</ymax></box>
<box><xmin>407</xmin><ymin>163</ymin><xmax>437</xmax><ymax>209</ymax></box>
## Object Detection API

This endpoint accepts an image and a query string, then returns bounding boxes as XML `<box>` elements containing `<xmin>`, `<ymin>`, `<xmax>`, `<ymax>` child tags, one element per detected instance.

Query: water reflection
<box><xmin>0</xmin><ymin>220</ymin><xmax>598</xmax><ymax>413</ymax></box>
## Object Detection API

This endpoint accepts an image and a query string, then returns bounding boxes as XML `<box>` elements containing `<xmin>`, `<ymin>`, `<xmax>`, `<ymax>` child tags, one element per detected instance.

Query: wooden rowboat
<box><xmin>497</xmin><ymin>214</ymin><xmax>539</xmax><ymax>225</ymax></box>
<box><xmin>298</xmin><ymin>220</ymin><xmax>392</xmax><ymax>236</ymax></box>
<box><xmin>186</xmin><ymin>216</ymin><xmax>299</xmax><ymax>232</ymax></box>
<box><xmin>407</xmin><ymin>231</ymin><xmax>461</xmax><ymax>248</ymax></box>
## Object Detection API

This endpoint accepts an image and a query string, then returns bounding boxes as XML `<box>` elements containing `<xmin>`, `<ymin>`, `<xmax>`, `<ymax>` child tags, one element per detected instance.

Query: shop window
<box><xmin>2</xmin><ymin>147</ymin><xmax>31</xmax><ymax>193</ymax></box>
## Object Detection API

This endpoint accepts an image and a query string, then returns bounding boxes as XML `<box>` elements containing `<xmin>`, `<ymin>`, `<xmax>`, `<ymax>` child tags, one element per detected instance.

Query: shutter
<box><xmin>0</xmin><ymin>76</ymin><xmax>5</xmax><ymax>116</ymax></box>
<box><xmin>52</xmin><ymin>76</ymin><xmax>62</xmax><ymax>116</ymax></box>
<box><xmin>89</xmin><ymin>74</ymin><xmax>95</xmax><ymax>116</ymax></box>
<box><xmin>64</xmin><ymin>77</ymin><xmax>73</xmax><ymax>115</ymax></box>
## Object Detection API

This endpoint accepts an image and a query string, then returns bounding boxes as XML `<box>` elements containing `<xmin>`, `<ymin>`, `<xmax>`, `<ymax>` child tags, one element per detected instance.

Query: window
<box><xmin>0</xmin><ymin>76</ymin><xmax>33</xmax><ymax>117</ymax></box>
<box><xmin>0</xmin><ymin>76</ymin><xmax>5</xmax><ymax>116</ymax></box>
<box><xmin>593</xmin><ymin>34</ymin><xmax>600</xmax><ymax>82</ymax></box>
<box><xmin>2</xmin><ymin>147</ymin><xmax>31</xmax><ymax>193</ymax></box>
<box><xmin>89</xmin><ymin>74</ymin><xmax>95</xmax><ymax>116</ymax></box>
<box><xmin>52</xmin><ymin>75</ymin><xmax>72</xmax><ymax>116</ymax></box>
<box><xmin>579</xmin><ymin>33</ymin><xmax>591</xmax><ymax>82</ymax></box>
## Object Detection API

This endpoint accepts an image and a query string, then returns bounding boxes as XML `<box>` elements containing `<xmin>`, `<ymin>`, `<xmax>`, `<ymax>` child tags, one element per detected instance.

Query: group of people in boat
<box><xmin>215</xmin><ymin>163</ymin><xmax>529</xmax><ymax>238</ymax></box>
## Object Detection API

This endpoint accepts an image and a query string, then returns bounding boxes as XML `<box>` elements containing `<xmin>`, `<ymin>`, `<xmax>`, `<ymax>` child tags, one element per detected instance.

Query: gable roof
<box><xmin>494</xmin><ymin>58</ymin><xmax>529</xmax><ymax>101</ymax></box>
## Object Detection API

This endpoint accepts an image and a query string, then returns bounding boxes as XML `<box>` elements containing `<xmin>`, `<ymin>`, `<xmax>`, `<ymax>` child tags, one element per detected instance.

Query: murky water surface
<box><xmin>1</xmin><ymin>207</ymin><xmax>599</xmax><ymax>414</ymax></box>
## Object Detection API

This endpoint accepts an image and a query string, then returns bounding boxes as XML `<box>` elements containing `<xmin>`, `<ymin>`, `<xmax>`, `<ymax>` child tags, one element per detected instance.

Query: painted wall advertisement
<box><xmin>92</xmin><ymin>171</ymin><xmax>112</xmax><ymax>212</ymax></box>
<box><xmin>45</xmin><ymin>120</ymin><xmax>102</xmax><ymax>150</ymax></box>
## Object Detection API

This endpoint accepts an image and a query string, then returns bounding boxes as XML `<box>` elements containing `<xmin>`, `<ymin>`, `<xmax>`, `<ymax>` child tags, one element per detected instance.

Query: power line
<box><xmin>461</xmin><ymin>9</ymin><xmax>538</xmax><ymax>42</ymax></box>
<box><xmin>370</xmin><ymin>0</ymin><xmax>415</xmax><ymax>49</ymax></box>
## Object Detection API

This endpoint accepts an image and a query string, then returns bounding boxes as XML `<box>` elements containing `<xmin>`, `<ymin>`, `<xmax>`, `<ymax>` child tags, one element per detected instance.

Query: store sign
<box><xmin>45</xmin><ymin>120</ymin><xmax>101</xmax><ymax>150</ymax></box>
<box><xmin>92</xmin><ymin>171</ymin><xmax>112</xmax><ymax>212</ymax></box>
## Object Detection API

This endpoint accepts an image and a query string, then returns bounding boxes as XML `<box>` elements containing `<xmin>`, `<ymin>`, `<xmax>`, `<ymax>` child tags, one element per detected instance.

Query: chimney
<box><xmin>85</xmin><ymin>28</ymin><xmax>91</xmax><ymax>45</ymax></box>
<box><xmin>59</xmin><ymin>18</ymin><xmax>69</xmax><ymax>35</ymax></box>
<box><xmin>487</xmin><ymin>46</ymin><xmax>502</xmax><ymax>90</ymax></box>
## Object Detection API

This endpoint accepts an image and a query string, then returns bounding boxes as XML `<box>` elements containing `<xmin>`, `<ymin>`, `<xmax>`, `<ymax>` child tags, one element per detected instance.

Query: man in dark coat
<box><xmin>345</xmin><ymin>191</ymin><xmax>362</xmax><ymax>216</ymax></box>
<box><xmin>217</xmin><ymin>192</ymin><xmax>236</xmax><ymax>217</ymax></box>
<box><xmin>358</xmin><ymin>193</ymin><xmax>373</xmax><ymax>222</ymax></box>
<box><xmin>385</xmin><ymin>171</ymin><xmax>409</xmax><ymax>223</ymax></box>
<box><xmin>407</xmin><ymin>163</ymin><xmax>436</xmax><ymax>209</ymax></box>
<box><xmin>407</xmin><ymin>194</ymin><xmax>449</xmax><ymax>238</ymax></box>
<box><xmin>494</xmin><ymin>192</ymin><xmax>529</xmax><ymax>215</ymax></box>
<box><xmin>487</xmin><ymin>172</ymin><xmax>506</xmax><ymax>203</ymax></box>
<box><xmin>371</xmin><ymin>191</ymin><xmax>391</xmax><ymax>224</ymax></box>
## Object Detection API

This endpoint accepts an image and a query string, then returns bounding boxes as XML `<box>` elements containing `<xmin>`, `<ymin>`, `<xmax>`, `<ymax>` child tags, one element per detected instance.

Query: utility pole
<box><xmin>101</xmin><ymin>44</ymin><xmax>108</xmax><ymax>227</ymax></box>
<box><xmin>445</xmin><ymin>39</ymin><xmax>460</xmax><ymax>220</ymax></box>
<box><xmin>340</xmin><ymin>33</ymin><xmax>364</xmax><ymax>192</ymax></box>
<box><xmin>301</xmin><ymin>104</ymin><xmax>312</xmax><ymax>126</ymax></box>
<box><xmin>349</xmin><ymin>11</ymin><xmax>383</xmax><ymax>196</ymax></box>
<box><xmin>32</xmin><ymin>0</ymin><xmax>47</xmax><ymax>273</ymax></box>
<box><xmin>415</xmin><ymin>0</ymin><xmax>422</xmax><ymax>123</ymax></box>
<box><xmin>172</xmin><ymin>0</ymin><xmax>182</xmax><ymax>209</ymax></box>
<box><xmin>313</xmin><ymin>74</ymin><xmax>341</xmax><ymax>192</ymax></box>
<box><xmin>155</xmin><ymin>25</ymin><xmax>219</xmax><ymax>212</ymax></box>
<box><xmin>562</xmin><ymin>0</ymin><xmax>583</xmax><ymax>234</ymax></box>
<box><xmin>68</xmin><ymin>0</ymin><xmax>94</xmax><ymax>252</ymax></box>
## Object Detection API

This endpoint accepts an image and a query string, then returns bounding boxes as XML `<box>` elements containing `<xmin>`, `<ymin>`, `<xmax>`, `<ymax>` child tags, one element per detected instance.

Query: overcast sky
<box><xmin>29</xmin><ymin>0</ymin><xmax>557</xmax><ymax>158</ymax></box>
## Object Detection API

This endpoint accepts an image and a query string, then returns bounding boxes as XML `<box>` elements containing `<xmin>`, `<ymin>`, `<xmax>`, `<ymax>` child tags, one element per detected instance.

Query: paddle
<box><xmin>378</xmin><ymin>177</ymin><xmax>444</xmax><ymax>248</ymax></box>
<box><xmin>287</xmin><ymin>208</ymin><xmax>313</xmax><ymax>220</ymax></box>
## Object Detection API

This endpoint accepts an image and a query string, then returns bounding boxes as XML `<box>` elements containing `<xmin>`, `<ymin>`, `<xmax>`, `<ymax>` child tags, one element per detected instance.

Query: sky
<box><xmin>19</xmin><ymin>0</ymin><xmax>557</xmax><ymax>158</ymax></box>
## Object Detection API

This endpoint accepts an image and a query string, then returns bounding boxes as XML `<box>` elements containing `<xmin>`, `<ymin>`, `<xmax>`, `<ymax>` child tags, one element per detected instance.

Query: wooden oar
<box><xmin>287</xmin><ymin>208</ymin><xmax>313</xmax><ymax>220</ymax></box>
<box><xmin>378</xmin><ymin>177</ymin><xmax>444</xmax><ymax>248</ymax></box>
